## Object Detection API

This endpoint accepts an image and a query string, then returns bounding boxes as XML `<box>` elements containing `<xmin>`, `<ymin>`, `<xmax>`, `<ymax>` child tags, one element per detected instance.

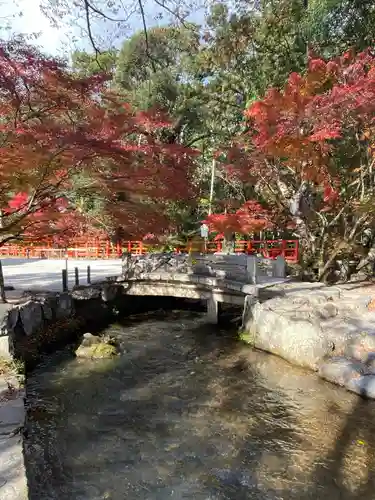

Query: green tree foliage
<box><xmin>65</xmin><ymin>0</ymin><xmax>375</xmax><ymax>245</ymax></box>
<box><xmin>114</xmin><ymin>25</ymin><xmax>207</xmax><ymax>147</ymax></box>
<box><xmin>305</xmin><ymin>0</ymin><xmax>375</xmax><ymax>57</ymax></box>
<box><xmin>71</xmin><ymin>49</ymin><xmax>118</xmax><ymax>76</ymax></box>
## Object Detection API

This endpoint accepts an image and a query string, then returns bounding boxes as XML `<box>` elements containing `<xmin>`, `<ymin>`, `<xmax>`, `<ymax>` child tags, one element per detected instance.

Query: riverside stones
<box><xmin>0</xmin><ymin>282</ymin><xmax>122</xmax><ymax>359</ymax></box>
<box><xmin>19</xmin><ymin>301</ymin><xmax>43</xmax><ymax>336</ymax></box>
<box><xmin>244</xmin><ymin>299</ymin><xmax>333</xmax><ymax>370</ymax></box>
<box><xmin>243</xmin><ymin>281</ymin><xmax>375</xmax><ymax>399</ymax></box>
<box><xmin>346</xmin><ymin>375</ymin><xmax>375</xmax><ymax>399</ymax></box>
<box><xmin>71</xmin><ymin>286</ymin><xmax>101</xmax><ymax>300</ymax></box>
<box><xmin>55</xmin><ymin>292</ymin><xmax>74</xmax><ymax>319</ymax></box>
<box><xmin>318</xmin><ymin>357</ymin><xmax>366</xmax><ymax>386</ymax></box>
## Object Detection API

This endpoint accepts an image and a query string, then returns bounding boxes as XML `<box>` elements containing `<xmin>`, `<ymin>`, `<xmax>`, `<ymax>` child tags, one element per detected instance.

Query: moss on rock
<box><xmin>238</xmin><ymin>327</ymin><xmax>256</xmax><ymax>346</ymax></box>
<box><xmin>76</xmin><ymin>341</ymin><xmax>119</xmax><ymax>359</ymax></box>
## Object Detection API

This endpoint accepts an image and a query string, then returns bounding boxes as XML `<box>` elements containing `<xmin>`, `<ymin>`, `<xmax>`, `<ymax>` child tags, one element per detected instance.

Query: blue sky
<box><xmin>4</xmin><ymin>0</ymin><xmax>206</xmax><ymax>56</ymax></box>
<box><xmin>5</xmin><ymin>0</ymin><xmax>75</xmax><ymax>55</ymax></box>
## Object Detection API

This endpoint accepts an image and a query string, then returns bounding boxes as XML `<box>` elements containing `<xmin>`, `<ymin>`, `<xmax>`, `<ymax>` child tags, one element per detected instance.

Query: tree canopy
<box><xmin>3</xmin><ymin>0</ymin><xmax>375</xmax><ymax>279</ymax></box>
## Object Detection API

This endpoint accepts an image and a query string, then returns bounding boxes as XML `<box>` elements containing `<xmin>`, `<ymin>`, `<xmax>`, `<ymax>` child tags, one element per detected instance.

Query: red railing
<box><xmin>0</xmin><ymin>239</ymin><xmax>299</xmax><ymax>262</ymax></box>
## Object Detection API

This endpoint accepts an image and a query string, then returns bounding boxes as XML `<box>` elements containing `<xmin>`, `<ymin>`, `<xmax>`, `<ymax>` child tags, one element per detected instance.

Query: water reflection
<box><xmin>24</xmin><ymin>310</ymin><xmax>375</xmax><ymax>499</ymax></box>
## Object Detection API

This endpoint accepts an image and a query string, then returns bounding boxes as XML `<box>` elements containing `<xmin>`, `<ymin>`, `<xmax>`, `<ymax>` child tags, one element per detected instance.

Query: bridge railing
<box><xmin>121</xmin><ymin>252</ymin><xmax>286</xmax><ymax>285</ymax></box>
<box><xmin>192</xmin><ymin>254</ymin><xmax>286</xmax><ymax>284</ymax></box>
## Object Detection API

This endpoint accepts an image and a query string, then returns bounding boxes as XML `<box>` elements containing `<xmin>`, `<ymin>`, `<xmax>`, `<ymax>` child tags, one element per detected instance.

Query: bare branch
<box><xmin>137</xmin><ymin>0</ymin><xmax>157</xmax><ymax>73</ymax></box>
<box><xmin>85</xmin><ymin>0</ymin><xmax>129</xmax><ymax>22</ymax></box>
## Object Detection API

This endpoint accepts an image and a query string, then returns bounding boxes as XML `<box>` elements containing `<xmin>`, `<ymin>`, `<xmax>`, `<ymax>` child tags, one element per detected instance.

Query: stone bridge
<box><xmin>116</xmin><ymin>252</ymin><xmax>290</xmax><ymax>324</ymax></box>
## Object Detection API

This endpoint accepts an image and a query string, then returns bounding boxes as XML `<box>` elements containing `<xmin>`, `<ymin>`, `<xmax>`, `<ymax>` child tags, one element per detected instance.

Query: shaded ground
<box><xmin>24</xmin><ymin>310</ymin><xmax>375</xmax><ymax>499</ymax></box>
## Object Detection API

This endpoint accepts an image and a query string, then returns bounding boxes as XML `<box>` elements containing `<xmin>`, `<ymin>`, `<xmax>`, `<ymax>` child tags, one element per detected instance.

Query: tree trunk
<box><xmin>0</xmin><ymin>260</ymin><xmax>7</xmax><ymax>303</ymax></box>
<box><xmin>222</xmin><ymin>232</ymin><xmax>236</xmax><ymax>254</ymax></box>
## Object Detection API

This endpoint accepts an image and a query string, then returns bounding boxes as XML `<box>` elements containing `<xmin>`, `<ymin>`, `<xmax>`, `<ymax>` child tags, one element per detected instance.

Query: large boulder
<box><xmin>19</xmin><ymin>301</ymin><xmax>43</xmax><ymax>336</ymax></box>
<box><xmin>243</xmin><ymin>298</ymin><xmax>333</xmax><ymax>370</ymax></box>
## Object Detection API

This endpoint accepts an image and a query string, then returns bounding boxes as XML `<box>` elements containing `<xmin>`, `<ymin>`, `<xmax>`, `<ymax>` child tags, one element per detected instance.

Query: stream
<box><xmin>24</xmin><ymin>310</ymin><xmax>375</xmax><ymax>499</ymax></box>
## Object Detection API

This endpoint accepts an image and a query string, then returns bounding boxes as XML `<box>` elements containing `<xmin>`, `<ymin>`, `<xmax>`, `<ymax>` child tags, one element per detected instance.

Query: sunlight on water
<box><xmin>24</xmin><ymin>311</ymin><xmax>375</xmax><ymax>499</ymax></box>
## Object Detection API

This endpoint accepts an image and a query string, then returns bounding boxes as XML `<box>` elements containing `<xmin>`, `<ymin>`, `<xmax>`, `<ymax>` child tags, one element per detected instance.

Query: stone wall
<box><xmin>0</xmin><ymin>283</ymin><xmax>123</xmax><ymax>366</ymax></box>
<box><xmin>242</xmin><ymin>281</ymin><xmax>375</xmax><ymax>399</ymax></box>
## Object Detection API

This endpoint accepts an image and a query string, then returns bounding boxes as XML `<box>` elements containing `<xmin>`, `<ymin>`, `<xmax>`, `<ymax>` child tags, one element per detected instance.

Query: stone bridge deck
<box><xmin>116</xmin><ymin>272</ymin><xmax>290</xmax><ymax>323</ymax></box>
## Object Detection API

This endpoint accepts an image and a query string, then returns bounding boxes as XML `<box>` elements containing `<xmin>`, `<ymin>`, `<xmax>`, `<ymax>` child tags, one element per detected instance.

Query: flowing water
<box><xmin>24</xmin><ymin>310</ymin><xmax>375</xmax><ymax>500</ymax></box>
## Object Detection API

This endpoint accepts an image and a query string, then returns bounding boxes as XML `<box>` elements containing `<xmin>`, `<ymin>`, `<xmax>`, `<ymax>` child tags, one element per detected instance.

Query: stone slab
<box><xmin>319</xmin><ymin>357</ymin><xmax>366</xmax><ymax>386</ymax></box>
<box><xmin>346</xmin><ymin>375</ymin><xmax>375</xmax><ymax>399</ymax></box>
<box><xmin>0</xmin><ymin>381</ymin><xmax>27</xmax><ymax>500</ymax></box>
<box><xmin>0</xmin><ymin>435</ymin><xmax>28</xmax><ymax>499</ymax></box>
<box><xmin>0</xmin><ymin>396</ymin><xmax>25</xmax><ymax>436</ymax></box>
<box><xmin>0</xmin><ymin>338</ymin><xmax>10</xmax><ymax>360</ymax></box>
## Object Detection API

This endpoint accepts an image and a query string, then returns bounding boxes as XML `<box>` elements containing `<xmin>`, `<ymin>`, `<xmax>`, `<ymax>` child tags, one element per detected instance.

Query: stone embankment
<box><xmin>0</xmin><ymin>281</ymin><xmax>124</xmax><ymax>499</ymax></box>
<box><xmin>0</xmin><ymin>282</ymin><xmax>123</xmax><ymax>363</ymax></box>
<box><xmin>242</xmin><ymin>281</ymin><xmax>375</xmax><ymax>399</ymax></box>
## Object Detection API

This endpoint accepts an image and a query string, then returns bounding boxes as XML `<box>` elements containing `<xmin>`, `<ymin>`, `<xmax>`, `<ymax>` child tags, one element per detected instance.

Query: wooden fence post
<box><xmin>62</xmin><ymin>269</ymin><xmax>68</xmax><ymax>292</ymax></box>
<box><xmin>74</xmin><ymin>267</ymin><xmax>79</xmax><ymax>286</ymax></box>
<box><xmin>0</xmin><ymin>261</ymin><xmax>6</xmax><ymax>303</ymax></box>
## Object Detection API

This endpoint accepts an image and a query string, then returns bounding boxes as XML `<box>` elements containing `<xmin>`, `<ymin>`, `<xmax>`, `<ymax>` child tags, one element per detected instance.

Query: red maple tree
<box><xmin>218</xmin><ymin>49</ymin><xmax>375</xmax><ymax>279</ymax></box>
<box><xmin>0</xmin><ymin>39</ymin><xmax>196</xmax><ymax>246</ymax></box>
<box><xmin>203</xmin><ymin>201</ymin><xmax>273</xmax><ymax>235</ymax></box>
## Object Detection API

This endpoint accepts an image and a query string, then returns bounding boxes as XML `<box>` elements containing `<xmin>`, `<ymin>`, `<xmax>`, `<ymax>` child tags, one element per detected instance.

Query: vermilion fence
<box><xmin>0</xmin><ymin>239</ymin><xmax>299</xmax><ymax>262</ymax></box>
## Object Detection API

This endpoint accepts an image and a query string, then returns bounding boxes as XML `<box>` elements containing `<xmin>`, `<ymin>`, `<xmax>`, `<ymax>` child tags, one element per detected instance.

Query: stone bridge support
<box><xmin>206</xmin><ymin>296</ymin><xmax>220</xmax><ymax>324</ymax></box>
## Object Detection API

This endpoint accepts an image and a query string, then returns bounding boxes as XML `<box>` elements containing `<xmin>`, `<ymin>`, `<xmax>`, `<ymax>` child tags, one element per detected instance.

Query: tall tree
<box><xmin>219</xmin><ymin>50</ymin><xmax>375</xmax><ymax>281</ymax></box>
<box><xmin>0</xmin><ymin>38</ymin><xmax>196</xmax><ymax>245</ymax></box>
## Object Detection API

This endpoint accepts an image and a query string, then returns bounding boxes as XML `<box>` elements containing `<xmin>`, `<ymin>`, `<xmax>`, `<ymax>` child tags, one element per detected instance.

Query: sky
<box><xmin>3</xmin><ymin>0</ymin><xmax>72</xmax><ymax>55</ymax></box>
<box><xmin>3</xmin><ymin>0</ymin><xmax>206</xmax><ymax>57</ymax></box>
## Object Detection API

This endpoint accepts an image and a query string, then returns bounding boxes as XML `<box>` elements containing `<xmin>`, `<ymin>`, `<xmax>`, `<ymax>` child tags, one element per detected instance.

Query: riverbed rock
<box><xmin>79</xmin><ymin>333</ymin><xmax>101</xmax><ymax>347</ymax></box>
<box><xmin>318</xmin><ymin>357</ymin><xmax>366</xmax><ymax>386</ymax></box>
<box><xmin>75</xmin><ymin>341</ymin><xmax>119</xmax><ymax>359</ymax></box>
